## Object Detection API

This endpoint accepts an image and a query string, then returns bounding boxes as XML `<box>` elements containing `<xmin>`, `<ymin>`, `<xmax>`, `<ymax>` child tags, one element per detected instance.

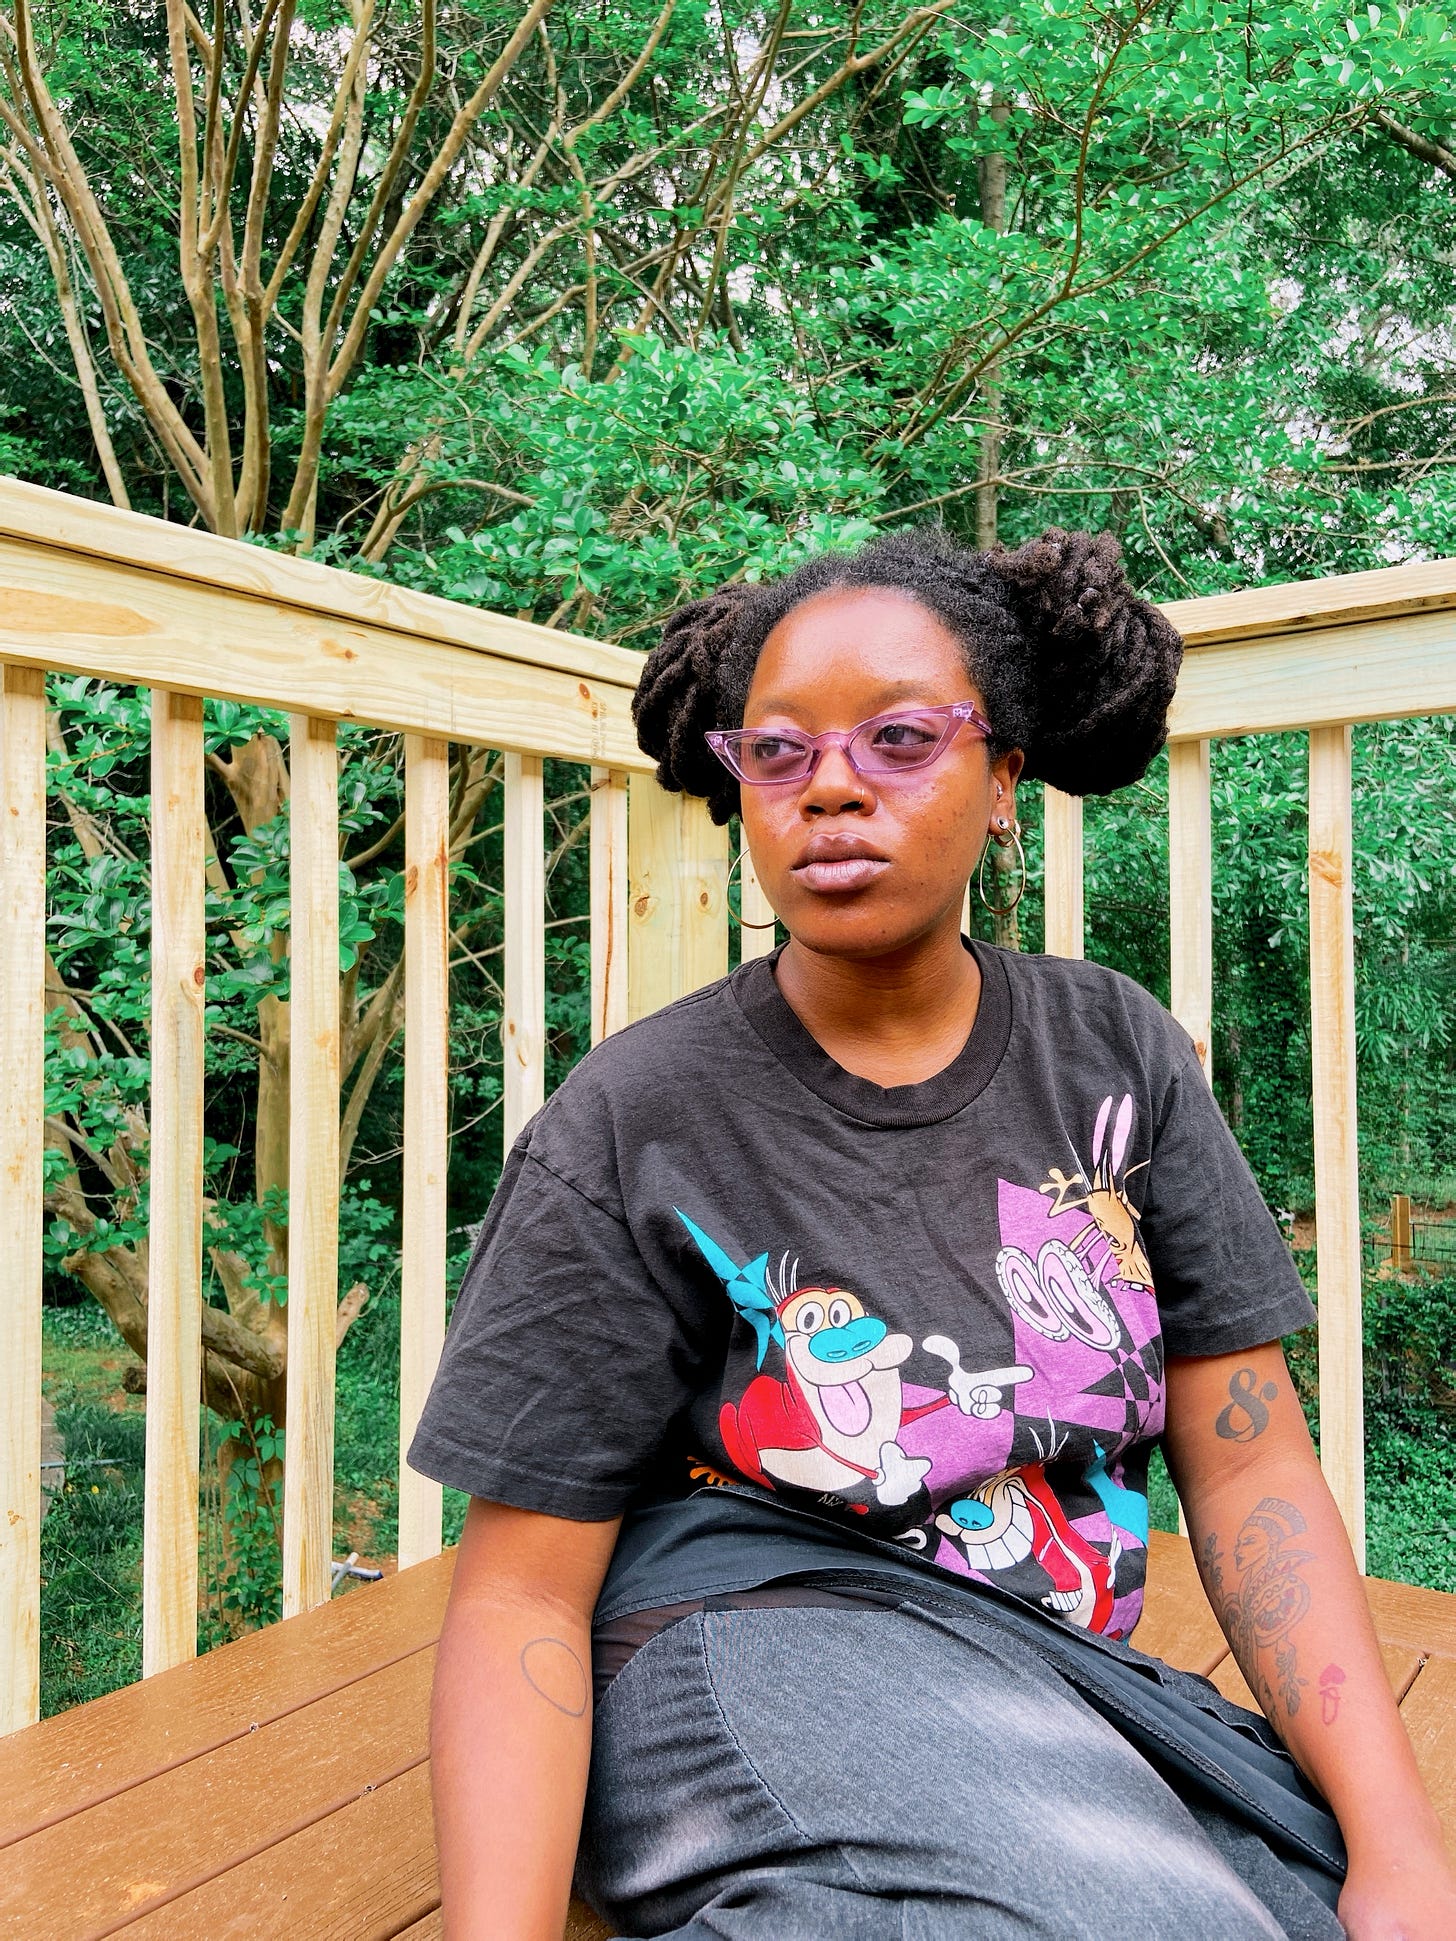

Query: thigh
<box><xmin>579</xmin><ymin>1604</ymin><xmax>1286</xmax><ymax>1941</ymax></box>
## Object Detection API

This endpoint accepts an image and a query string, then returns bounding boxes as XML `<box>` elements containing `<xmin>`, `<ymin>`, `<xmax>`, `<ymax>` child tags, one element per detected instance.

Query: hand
<box><xmin>1337</xmin><ymin>1841</ymin><xmax>1456</xmax><ymax>1940</ymax></box>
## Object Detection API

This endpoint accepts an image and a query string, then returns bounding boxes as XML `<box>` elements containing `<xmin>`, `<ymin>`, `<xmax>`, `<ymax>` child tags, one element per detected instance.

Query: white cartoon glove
<box><xmin>875</xmin><ymin>1440</ymin><xmax>932</xmax><ymax>1506</ymax></box>
<box><xmin>923</xmin><ymin>1336</ymin><xmax>1034</xmax><ymax>1419</ymax></box>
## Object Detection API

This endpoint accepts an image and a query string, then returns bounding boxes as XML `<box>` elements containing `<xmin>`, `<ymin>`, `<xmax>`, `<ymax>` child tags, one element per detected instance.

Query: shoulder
<box><xmin>985</xmin><ymin>944</ymin><xmax>1197</xmax><ymax>1078</ymax></box>
<box><xmin>522</xmin><ymin>966</ymin><xmax>749</xmax><ymax>1165</ymax></box>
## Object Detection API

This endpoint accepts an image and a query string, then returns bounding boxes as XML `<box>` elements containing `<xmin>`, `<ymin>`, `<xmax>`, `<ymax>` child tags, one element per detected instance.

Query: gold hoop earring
<box><xmin>727</xmin><ymin>848</ymin><xmax>779</xmax><ymax>930</ymax></box>
<box><xmin>977</xmin><ymin>819</ymin><xmax>1026</xmax><ymax>918</ymax></box>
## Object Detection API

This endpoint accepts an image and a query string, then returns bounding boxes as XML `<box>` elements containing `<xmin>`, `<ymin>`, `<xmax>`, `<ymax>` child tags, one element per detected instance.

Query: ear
<box><xmin>1091</xmin><ymin>1094</ymin><xmax>1115</xmax><ymax>1167</ymax></box>
<box><xmin>990</xmin><ymin>746</ymin><xmax>1024</xmax><ymax>829</ymax></box>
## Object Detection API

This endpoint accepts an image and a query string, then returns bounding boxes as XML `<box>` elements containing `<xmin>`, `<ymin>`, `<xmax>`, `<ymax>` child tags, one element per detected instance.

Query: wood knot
<box><xmin>578</xmin><ymin>682</ymin><xmax>591</xmax><ymax>701</ymax></box>
<box><xmin>633</xmin><ymin>895</ymin><xmax>651</xmax><ymax>918</ymax></box>
<box><xmin>405</xmin><ymin>864</ymin><xmax>419</xmax><ymax>894</ymax></box>
<box><xmin>192</xmin><ymin>965</ymin><xmax>205</xmax><ymax>987</ymax></box>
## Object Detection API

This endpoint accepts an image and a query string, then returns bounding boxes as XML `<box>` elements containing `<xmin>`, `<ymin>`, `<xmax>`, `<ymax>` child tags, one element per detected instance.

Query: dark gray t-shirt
<box><xmin>409</xmin><ymin>942</ymin><xmax>1315</xmax><ymax>1641</ymax></box>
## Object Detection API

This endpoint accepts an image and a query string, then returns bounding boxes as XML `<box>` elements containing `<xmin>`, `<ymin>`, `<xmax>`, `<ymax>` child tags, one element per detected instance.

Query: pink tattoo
<box><xmin>1318</xmin><ymin>1662</ymin><xmax>1346</xmax><ymax>1724</ymax></box>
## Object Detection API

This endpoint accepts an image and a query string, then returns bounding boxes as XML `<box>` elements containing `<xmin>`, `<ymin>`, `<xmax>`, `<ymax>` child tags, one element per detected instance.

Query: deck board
<box><xmin>121</xmin><ymin>1762</ymin><xmax>438</xmax><ymax>1941</ymax></box>
<box><xmin>0</xmin><ymin>1551</ymin><xmax>453</xmax><ymax>1851</ymax></box>
<box><xmin>1</xmin><ymin>1534</ymin><xmax>1452</xmax><ymax>1939</ymax></box>
<box><xmin>1</xmin><ymin>1651</ymin><xmax>435</xmax><ymax>1935</ymax></box>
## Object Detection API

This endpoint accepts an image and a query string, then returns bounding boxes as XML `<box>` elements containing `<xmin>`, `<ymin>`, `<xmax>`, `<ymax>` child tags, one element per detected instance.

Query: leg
<box><xmin>579</xmin><ymin>1604</ymin><xmax>1292</xmax><ymax>1940</ymax></box>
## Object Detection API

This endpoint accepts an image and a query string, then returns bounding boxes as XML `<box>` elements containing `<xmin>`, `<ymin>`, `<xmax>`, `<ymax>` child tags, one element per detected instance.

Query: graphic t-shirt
<box><xmin>409</xmin><ymin>942</ymin><xmax>1315</xmax><ymax>1642</ymax></box>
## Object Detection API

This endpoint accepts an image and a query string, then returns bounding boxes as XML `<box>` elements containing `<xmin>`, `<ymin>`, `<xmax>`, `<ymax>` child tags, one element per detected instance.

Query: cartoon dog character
<box><xmin>676</xmin><ymin>1211</ymin><xmax>1029</xmax><ymax>1509</ymax></box>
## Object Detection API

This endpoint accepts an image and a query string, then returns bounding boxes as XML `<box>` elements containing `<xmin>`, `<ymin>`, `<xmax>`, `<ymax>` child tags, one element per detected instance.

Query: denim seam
<box><xmin>694</xmin><ymin>1613</ymin><xmax>814</xmax><ymax>1851</ymax></box>
<box><xmin>696</xmin><ymin>1613</ymin><xmax>891</xmax><ymax>1897</ymax></box>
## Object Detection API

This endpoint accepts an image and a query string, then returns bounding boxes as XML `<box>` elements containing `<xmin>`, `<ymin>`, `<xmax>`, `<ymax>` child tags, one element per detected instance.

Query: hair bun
<box><xmin>983</xmin><ymin>529</ymin><xmax>1184</xmax><ymax>795</ymax></box>
<box><xmin>632</xmin><ymin>584</ymin><xmax>756</xmax><ymax>821</ymax></box>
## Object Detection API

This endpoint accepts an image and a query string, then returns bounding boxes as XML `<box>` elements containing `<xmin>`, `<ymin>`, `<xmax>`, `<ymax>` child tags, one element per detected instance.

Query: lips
<box><xmin>791</xmin><ymin>833</ymin><xmax>890</xmax><ymax>895</ymax></box>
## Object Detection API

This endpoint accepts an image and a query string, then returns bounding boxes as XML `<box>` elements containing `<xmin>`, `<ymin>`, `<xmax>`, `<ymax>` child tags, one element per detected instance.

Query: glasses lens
<box><xmin>852</xmin><ymin>711</ymin><xmax>951</xmax><ymax>773</ymax></box>
<box><xmin>735</xmin><ymin>730</ymin><xmax>811</xmax><ymax>782</ymax></box>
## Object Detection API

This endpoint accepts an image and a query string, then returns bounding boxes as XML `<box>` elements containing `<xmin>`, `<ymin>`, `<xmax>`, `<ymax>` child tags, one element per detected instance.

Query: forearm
<box><xmin>431</xmin><ymin>1584</ymin><xmax>594</xmax><ymax>1941</ymax></box>
<box><xmin>1185</xmin><ymin>1448</ymin><xmax>1444</xmax><ymax>1870</ymax></box>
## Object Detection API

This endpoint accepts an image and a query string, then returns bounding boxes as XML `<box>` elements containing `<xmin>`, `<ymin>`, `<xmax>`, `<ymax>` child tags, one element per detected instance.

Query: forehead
<box><xmin>747</xmin><ymin>586</ymin><xmax>979</xmax><ymax>726</ymax></box>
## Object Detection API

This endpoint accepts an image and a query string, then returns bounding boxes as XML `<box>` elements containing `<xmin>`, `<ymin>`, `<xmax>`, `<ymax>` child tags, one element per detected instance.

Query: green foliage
<box><xmin>12</xmin><ymin>0</ymin><xmax>1456</xmax><ymax>1671</ymax></box>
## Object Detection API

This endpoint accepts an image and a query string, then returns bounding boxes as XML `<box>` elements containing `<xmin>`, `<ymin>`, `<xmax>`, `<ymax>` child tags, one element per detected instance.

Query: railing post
<box><xmin>282</xmin><ymin>714</ymin><xmax>341</xmax><ymax>1619</ymax></box>
<box><xmin>1168</xmin><ymin>740</ymin><xmax>1214</xmax><ymax>1083</ymax></box>
<box><xmin>143</xmin><ymin>690</ymin><xmax>206</xmax><ymax>1674</ymax></box>
<box><xmin>1308</xmin><ymin>724</ymin><xmax>1365</xmax><ymax>1570</ymax></box>
<box><xmin>0</xmin><ymin>664</ymin><xmax>45</xmax><ymax>1734</ymax></box>
<box><xmin>736</xmin><ymin>832</ymin><xmax>777</xmax><ymax>962</ymax></box>
<box><xmin>1389</xmin><ymin>1193</ymin><xmax>1413</xmax><ymax>1275</ymax></box>
<box><xmin>589</xmin><ymin>767</ymin><xmax>629</xmax><ymax>1043</ymax></box>
<box><xmin>502</xmin><ymin>753</ymin><xmax>546</xmax><ymax>1145</ymax></box>
<box><xmin>1042</xmin><ymin>786</ymin><xmax>1084</xmax><ymax>958</ymax></box>
<box><xmin>627</xmin><ymin>779</ymin><xmax>729</xmax><ymax>1020</ymax></box>
<box><xmin>398</xmin><ymin>736</ymin><xmax>450</xmax><ymax>1571</ymax></box>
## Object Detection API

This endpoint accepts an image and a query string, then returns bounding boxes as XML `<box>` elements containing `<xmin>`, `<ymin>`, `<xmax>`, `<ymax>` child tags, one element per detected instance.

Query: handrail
<box><xmin>4</xmin><ymin>483</ymin><xmax>1454</xmax><ymax>1735</ymax></box>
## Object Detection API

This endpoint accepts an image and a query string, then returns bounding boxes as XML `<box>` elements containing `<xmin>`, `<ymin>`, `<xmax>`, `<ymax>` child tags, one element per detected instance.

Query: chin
<box><xmin>783</xmin><ymin>901</ymin><xmax>934</xmax><ymax>960</ymax></box>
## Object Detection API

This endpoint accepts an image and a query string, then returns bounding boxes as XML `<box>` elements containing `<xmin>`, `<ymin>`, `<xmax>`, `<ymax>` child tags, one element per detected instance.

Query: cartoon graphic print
<box><xmin>677</xmin><ymin>1093</ymin><xmax>1164</xmax><ymax>1638</ymax></box>
<box><xmin>676</xmin><ymin>1211</ymin><xmax>1031</xmax><ymax>1510</ymax></box>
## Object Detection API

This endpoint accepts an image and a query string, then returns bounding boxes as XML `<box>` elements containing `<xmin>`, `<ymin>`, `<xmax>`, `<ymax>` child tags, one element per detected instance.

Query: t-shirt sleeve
<box><xmin>1140</xmin><ymin>1049</ymin><xmax>1316</xmax><ymax>1356</ymax></box>
<box><xmin>406</xmin><ymin>1123</ymin><xmax>711</xmax><ymax>1520</ymax></box>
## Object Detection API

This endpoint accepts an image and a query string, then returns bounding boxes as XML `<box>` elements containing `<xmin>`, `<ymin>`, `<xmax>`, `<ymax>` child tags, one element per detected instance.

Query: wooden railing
<box><xmin>3</xmin><ymin>477</ymin><xmax>1455</xmax><ymax>1737</ymax></box>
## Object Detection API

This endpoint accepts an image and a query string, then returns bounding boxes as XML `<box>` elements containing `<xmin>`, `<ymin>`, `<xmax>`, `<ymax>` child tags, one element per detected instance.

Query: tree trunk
<box><xmin>974</xmin><ymin>96</ymin><xmax>1010</xmax><ymax>554</ymax></box>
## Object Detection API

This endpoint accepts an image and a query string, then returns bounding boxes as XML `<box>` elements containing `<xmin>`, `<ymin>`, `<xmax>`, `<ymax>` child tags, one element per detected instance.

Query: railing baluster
<box><xmin>589</xmin><ymin>766</ymin><xmax>629</xmax><ymax>1044</ymax></box>
<box><xmin>399</xmin><ymin>736</ymin><xmax>449</xmax><ymax>1570</ymax></box>
<box><xmin>627</xmin><ymin>778</ymin><xmax>729</xmax><ymax>1020</ymax></box>
<box><xmin>282</xmin><ymin>714</ymin><xmax>341</xmax><ymax>1619</ymax></box>
<box><xmin>1168</xmin><ymin>740</ymin><xmax>1214</xmax><ymax>1083</ymax></box>
<box><xmin>503</xmin><ymin>752</ymin><xmax>545</xmax><ymax>1145</ymax></box>
<box><xmin>143</xmin><ymin>690</ymin><xmax>206</xmax><ymax>1674</ymax></box>
<box><xmin>0</xmin><ymin>664</ymin><xmax>45</xmax><ymax>1735</ymax></box>
<box><xmin>1042</xmin><ymin>786</ymin><xmax>1084</xmax><ymax>958</ymax></box>
<box><xmin>736</xmin><ymin>831</ymin><xmax>777</xmax><ymax>962</ymax></box>
<box><xmin>1308</xmin><ymin>724</ymin><xmax>1365</xmax><ymax>1569</ymax></box>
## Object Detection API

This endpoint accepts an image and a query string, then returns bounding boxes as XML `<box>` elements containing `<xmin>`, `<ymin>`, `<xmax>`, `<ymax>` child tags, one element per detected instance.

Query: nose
<box><xmin>799</xmin><ymin>740</ymin><xmax>874</xmax><ymax>817</ymax></box>
<box><xmin>950</xmin><ymin>1497</ymin><xmax>995</xmax><ymax>1532</ymax></box>
<box><xmin>807</xmin><ymin>1316</ymin><xmax>887</xmax><ymax>1363</ymax></box>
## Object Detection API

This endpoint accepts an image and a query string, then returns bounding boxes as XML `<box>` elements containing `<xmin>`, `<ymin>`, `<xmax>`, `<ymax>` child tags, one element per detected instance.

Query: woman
<box><xmin>412</xmin><ymin>528</ymin><xmax>1455</xmax><ymax>1939</ymax></box>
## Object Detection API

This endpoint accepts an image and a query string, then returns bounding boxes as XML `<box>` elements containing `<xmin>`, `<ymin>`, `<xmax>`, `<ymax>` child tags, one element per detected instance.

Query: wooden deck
<box><xmin>2</xmin><ymin>1533</ymin><xmax>1452</xmax><ymax>1939</ymax></box>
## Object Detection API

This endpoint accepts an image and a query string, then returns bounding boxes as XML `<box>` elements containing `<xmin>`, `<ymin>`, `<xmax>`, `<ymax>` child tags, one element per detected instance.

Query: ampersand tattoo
<box><xmin>1215</xmin><ymin>1367</ymin><xmax>1278</xmax><ymax>1442</ymax></box>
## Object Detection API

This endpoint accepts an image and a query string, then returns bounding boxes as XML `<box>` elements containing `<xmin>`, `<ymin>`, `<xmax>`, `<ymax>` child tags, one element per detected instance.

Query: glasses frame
<box><xmin>705</xmin><ymin>700</ymin><xmax>995</xmax><ymax>788</ymax></box>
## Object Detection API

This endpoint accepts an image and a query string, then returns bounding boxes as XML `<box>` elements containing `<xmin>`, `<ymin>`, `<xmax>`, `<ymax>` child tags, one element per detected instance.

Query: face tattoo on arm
<box><xmin>1202</xmin><ymin>1497</ymin><xmax>1315</xmax><ymax>1720</ymax></box>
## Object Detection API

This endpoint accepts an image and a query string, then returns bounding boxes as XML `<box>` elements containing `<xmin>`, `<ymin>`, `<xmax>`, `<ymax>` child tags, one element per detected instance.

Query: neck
<box><xmin>773</xmin><ymin>910</ymin><xmax>981</xmax><ymax>1087</ymax></box>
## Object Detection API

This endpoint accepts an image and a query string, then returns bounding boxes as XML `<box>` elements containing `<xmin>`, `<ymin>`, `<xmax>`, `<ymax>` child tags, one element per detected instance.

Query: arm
<box><xmin>1163</xmin><ymin>1343</ymin><xmax>1456</xmax><ymax>1939</ymax></box>
<box><xmin>430</xmin><ymin>1496</ymin><xmax>622</xmax><ymax>1941</ymax></box>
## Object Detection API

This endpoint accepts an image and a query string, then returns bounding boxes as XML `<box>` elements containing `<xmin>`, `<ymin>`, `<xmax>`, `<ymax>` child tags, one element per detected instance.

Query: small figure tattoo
<box><xmin>1202</xmin><ymin>1496</ymin><xmax>1314</xmax><ymax>1717</ymax></box>
<box><xmin>1319</xmin><ymin>1662</ymin><xmax>1346</xmax><ymax>1725</ymax></box>
<box><xmin>1215</xmin><ymin>1367</ymin><xmax>1278</xmax><ymax>1442</ymax></box>
<box><xmin>520</xmin><ymin>1636</ymin><xmax>588</xmax><ymax>1717</ymax></box>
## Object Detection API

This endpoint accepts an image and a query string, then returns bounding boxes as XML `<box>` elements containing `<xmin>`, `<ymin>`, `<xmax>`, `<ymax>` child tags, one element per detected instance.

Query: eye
<box><xmin>741</xmin><ymin>732</ymin><xmax>808</xmax><ymax>779</ymax></box>
<box><xmin>794</xmin><ymin>1300</ymin><xmax>824</xmax><ymax>1334</ymax></box>
<box><xmin>827</xmin><ymin>1298</ymin><xmax>852</xmax><ymax>1329</ymax></box>
<box><xmin>866</xmin><ymin>714</ymin><xmax>942</xmax><ymax>765</ymax></box>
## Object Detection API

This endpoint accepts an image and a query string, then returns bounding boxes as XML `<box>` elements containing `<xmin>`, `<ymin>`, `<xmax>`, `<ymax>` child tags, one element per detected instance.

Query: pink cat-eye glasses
<box><xmin>706</xmin><ymin>700</ymin><xmax>994</xmax><ymax>787</ymax></box>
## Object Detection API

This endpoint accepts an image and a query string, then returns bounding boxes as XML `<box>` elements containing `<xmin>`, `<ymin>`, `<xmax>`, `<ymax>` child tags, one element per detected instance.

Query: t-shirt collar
<box><xmin>729</xmin><ymin>936</ymin><xmax>1012</xmax><ymax>1128</ymax></box>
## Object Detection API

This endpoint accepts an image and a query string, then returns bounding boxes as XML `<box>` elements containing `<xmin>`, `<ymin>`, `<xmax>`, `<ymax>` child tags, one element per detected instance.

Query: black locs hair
<box><xmin>631</xmin><ymin>526</ymin><xmax>1185</xmax><ymax>826</ymax></box>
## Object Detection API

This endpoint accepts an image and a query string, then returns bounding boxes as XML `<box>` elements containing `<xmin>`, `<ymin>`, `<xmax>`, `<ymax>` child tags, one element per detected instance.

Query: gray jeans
<box><xmin>577</xmin><ymin>1602</ymin><xmax>1344</xmax><ymax>1940</ymax></box>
